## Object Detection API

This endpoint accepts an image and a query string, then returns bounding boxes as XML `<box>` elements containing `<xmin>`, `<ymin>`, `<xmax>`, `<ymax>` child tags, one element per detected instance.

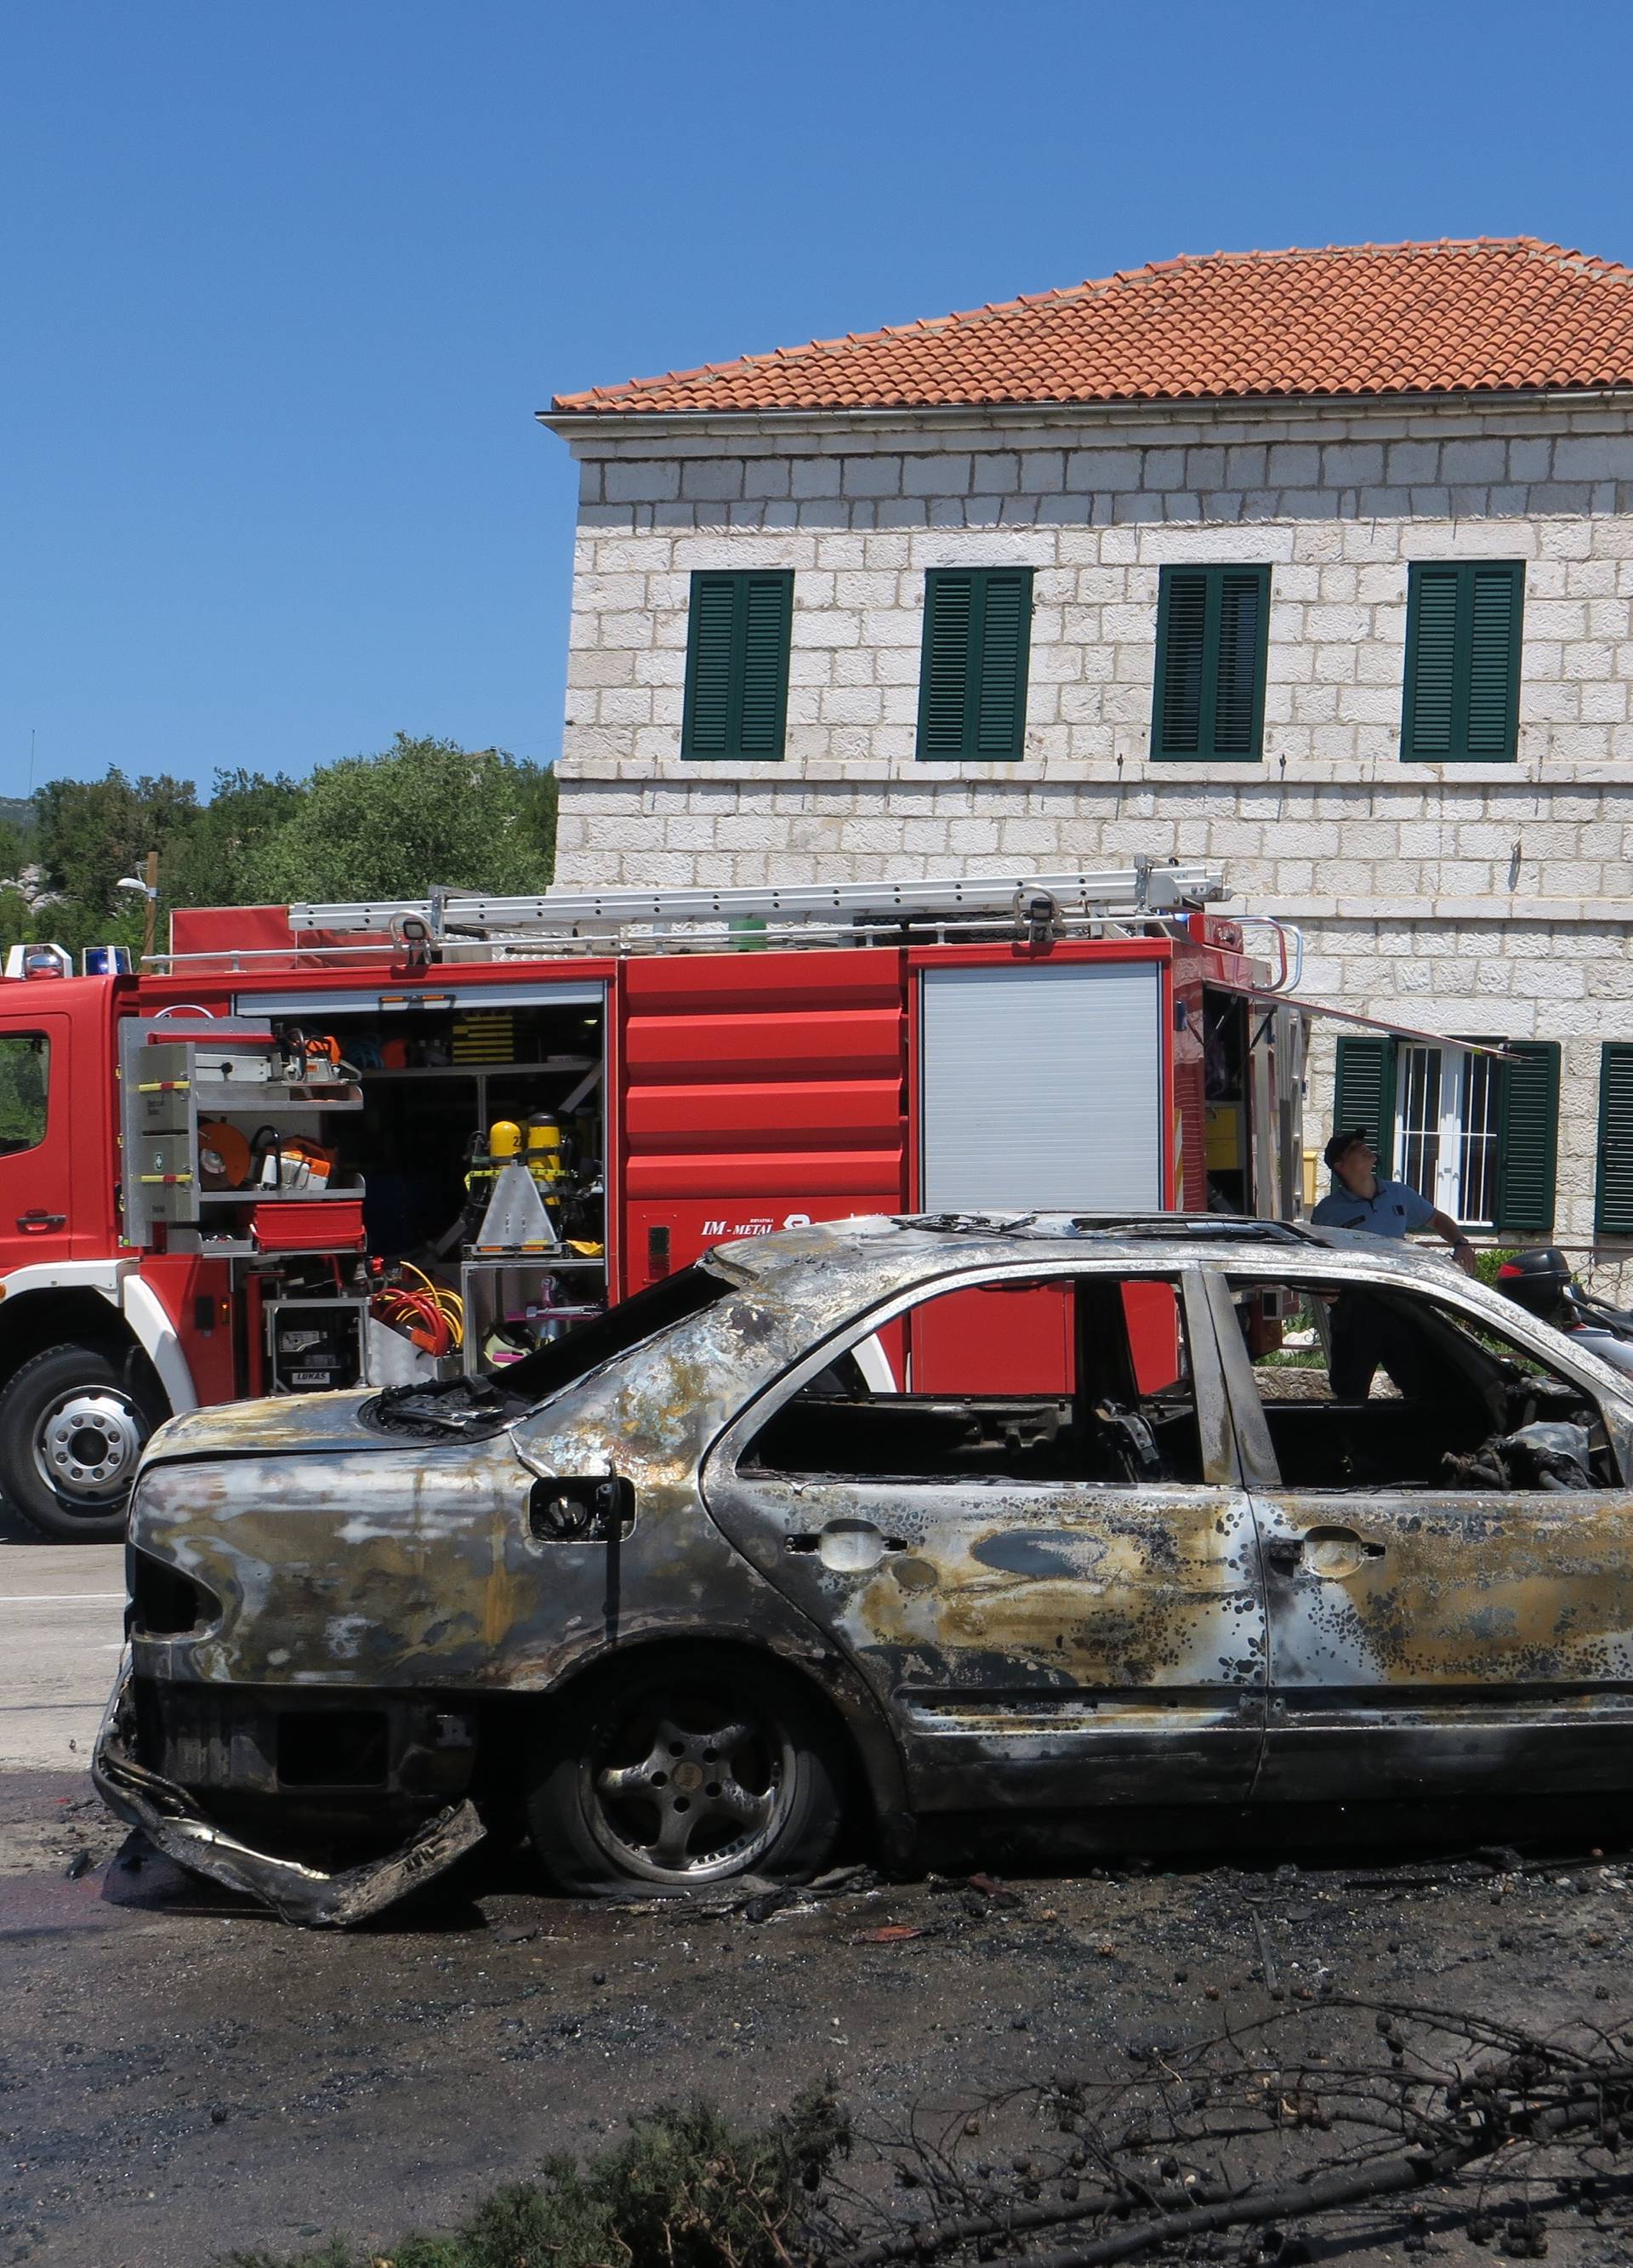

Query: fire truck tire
<box><xmin>525</xmin><ymin>1653</ymin><xmax>846</xmax><ymax>1894</ymax></box>
<box><xmin>0</xmin><ymin>1343</ymin><xmax>165</xmax><ymax>1544</ymax></box>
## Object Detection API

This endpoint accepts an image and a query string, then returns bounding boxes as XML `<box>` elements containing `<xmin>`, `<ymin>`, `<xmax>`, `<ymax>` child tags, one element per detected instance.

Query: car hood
<box><xmin>141</xmin><ymin>1389</ymin><xmax>384</xmax><ymax>1466</ymax></box>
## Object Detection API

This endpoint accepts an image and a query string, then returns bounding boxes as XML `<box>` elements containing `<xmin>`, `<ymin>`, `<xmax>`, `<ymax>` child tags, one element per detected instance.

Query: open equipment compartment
<box><xmin>118</xmin><ymin>978</ymin><xmax>611</xmax><ymax>1394</ymax></box>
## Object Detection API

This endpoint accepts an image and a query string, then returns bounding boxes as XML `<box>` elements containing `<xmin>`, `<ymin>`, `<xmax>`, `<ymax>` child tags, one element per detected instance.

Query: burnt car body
<box><xmin>95</xmin><ymin>1214</ymin><xmax>1633</xmax><ymax>1923</ymax></box>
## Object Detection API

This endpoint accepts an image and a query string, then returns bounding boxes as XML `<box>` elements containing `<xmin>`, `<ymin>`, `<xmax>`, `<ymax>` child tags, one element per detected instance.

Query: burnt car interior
<box><xmin>1232</xmin><ymin>1274</ymin><xmax>1620</xmax><ymax>1491</ymax></box>
<box><xmin>744</xmin><ymin>1273</ymin><xmax>1207</xmax><ymax>1485</ymax></box>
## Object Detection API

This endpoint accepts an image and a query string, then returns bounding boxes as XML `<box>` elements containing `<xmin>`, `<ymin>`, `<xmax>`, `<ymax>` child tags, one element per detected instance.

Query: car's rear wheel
<box><xmin>525</xmin><ymin>1655</ymin><xmax>845</xmax><ymax>1893</ymax></box>
<box><xmin>0</xmin><ymin>1342</ymin><xmax>162</xmax><ymax>1543</ymax></box>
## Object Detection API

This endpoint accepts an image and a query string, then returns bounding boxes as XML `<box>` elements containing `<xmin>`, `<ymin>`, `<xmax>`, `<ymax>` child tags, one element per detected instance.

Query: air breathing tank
<box><xmin>525</xmin><ymin>1113</ymin><xmax>569</xmax><ymax>1200</ymax></box>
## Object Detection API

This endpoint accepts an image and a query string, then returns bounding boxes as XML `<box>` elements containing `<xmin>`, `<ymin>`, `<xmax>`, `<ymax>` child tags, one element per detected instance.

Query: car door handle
<box><xmin>787</xmin><ymin>1522</ymin><xmax>908</xmax><ymax>1572</ymax></box>
<box><xmin>16</xmin><ymin>1210</ymin><xmax>65</xmax><ymax>1234</ymax></box>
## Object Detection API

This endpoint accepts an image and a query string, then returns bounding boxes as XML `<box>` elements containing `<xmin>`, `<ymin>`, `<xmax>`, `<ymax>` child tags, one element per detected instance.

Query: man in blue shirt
<box><xmin>1312</xmin><ymin>1129</ymin><xmax>1479</xmax><ymax>1270</ymax></box>
<box><xmin>1311</xmin><ymin>1127</ymin><xmax>1477</xmax><ymax>1399</ymax></box>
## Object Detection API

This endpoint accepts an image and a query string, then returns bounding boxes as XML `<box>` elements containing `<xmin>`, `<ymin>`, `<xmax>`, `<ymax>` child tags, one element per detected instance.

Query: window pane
<box><xmin>0</xmin><ymin>1035</ymin><xmax>48</xmax><ymax>1155</ymax></box>
<box><xmin>1457</xmin><ymin>1052</ymin><xmax>1499</xmax><ymax>1228</ymax></box>
<box><xmin>1396</xmin><ymin>1045</ymin><xmax>1442</xmax><ymax>1205</ymax></box>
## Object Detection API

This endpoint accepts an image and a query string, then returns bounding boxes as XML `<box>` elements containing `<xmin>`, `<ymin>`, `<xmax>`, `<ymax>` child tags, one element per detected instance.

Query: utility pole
<box><xmin>142</xmin><ymin>850</ymin><xmax>158</xmax><ymax>966</ymax></box>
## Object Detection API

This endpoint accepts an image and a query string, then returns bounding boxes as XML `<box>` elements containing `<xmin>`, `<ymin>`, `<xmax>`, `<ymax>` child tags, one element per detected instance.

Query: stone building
<box><xmin>540</xmin><ymin>238</ymin><xmax>1633</xmax><ymax>1262</ymax></box>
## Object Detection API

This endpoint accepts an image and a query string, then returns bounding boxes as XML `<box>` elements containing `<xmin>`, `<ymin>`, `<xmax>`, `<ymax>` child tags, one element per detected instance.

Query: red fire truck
<box><xmin>0</xmin><ymin>864</ymin><xmax>1311</xmax><ymax>1540</ymax></box>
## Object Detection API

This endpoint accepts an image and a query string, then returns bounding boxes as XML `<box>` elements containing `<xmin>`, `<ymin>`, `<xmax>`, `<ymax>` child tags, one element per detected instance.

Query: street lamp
<box><xmin>117</xmin><ymin>851</ymin><xmax>160</xmax><ymax>964</ymax></box>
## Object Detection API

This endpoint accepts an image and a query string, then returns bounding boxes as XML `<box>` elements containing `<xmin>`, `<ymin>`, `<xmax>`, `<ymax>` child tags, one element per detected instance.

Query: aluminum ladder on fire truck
<box><xmin>287</xmin><ymin>860</ymin><xmax>1229</xmax><ymax>953</ymax></box>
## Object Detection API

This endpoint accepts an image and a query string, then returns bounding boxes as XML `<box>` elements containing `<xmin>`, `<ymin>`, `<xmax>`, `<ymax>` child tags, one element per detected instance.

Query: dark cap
<box><xmin>1323</xmin><ymin>1126</ymin><xmax>1373</xmax><ymax>1170</ymax></box>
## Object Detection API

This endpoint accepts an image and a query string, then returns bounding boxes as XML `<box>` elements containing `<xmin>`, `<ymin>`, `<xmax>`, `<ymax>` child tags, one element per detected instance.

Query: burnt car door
<box><xmin>703</xmin><ymin>1262</ymin><xmax>1266</xmax><ymax>1813</ymax></box>
<box><xmin>1204</xmin><ymin>1263</ymin><xmax>1633</xmax><ymax>1801</ymax></box>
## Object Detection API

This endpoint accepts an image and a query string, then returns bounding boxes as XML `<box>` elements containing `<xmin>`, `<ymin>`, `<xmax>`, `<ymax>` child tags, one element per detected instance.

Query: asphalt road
<box><xmin>0</xmin><ymin>1500</ymin><xmax>125</xmax><ymax>1769</ymax></box>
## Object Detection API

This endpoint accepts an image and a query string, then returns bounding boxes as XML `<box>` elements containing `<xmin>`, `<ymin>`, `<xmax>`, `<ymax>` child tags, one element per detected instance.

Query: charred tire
<box><xmin>0</xmin><ymin>1342</ymin><xmax>164</xmax><ymax>1543</ymax></box>
<box><xmin>525</xmin><ymin>1654</ymin><xmax>846</xmax><ymax>1894</ymax></box>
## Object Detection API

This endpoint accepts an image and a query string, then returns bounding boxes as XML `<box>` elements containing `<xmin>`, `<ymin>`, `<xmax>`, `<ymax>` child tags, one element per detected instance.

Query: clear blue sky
<box><xmin>3</xmin><ymin>1</ymin><xmax>1631</xmax><ymax>800</ymax></box>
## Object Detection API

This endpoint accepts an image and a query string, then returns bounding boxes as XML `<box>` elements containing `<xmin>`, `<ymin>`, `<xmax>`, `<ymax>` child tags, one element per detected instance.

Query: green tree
<box><xmin>0</xmin><ymin>741</ymin><xmax>558</xmax><ymax>966</ymax></box>
<box><xmin>164</xmin><ymin>767</ymin><xmax>306</xmax><ymax>909</ymax></box>
<box><xmin>31</xmin><ymin>769</ymin><xmax>198</xmax><ymax>955</ymax></box>
<box><xmin>241</xmin><ymin>734</ymin><xmax>557</xmax><ymax>903</ymax></box>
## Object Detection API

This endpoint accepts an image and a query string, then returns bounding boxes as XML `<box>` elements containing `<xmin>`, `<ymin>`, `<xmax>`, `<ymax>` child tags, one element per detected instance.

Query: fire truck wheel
<box><xmin>0</xmin><ymin>1343</ymin><xmax>163</xmax><ymax>1543</ymax></box>
<box><xmin>525</xmin><ymin>1654</ymin><xmax>846</xmax><ymax>1894</ymax></box>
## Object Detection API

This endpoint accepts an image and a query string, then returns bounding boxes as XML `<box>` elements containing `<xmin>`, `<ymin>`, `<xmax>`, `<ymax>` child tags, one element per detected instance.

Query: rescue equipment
<box><xmin>369</xmin><ymin>1262</ymin><xmax>465</xmax><ymax>1359</ymax></box>
<box><xmin>196</xmin><ymin>1120</ymin><xmax>252</xmax><ymax>1191</ymax></box>
<box><xmin>525</xmin><ymin>1114</ymin><xmax>568</xmax><ymax>1203</ymax></box>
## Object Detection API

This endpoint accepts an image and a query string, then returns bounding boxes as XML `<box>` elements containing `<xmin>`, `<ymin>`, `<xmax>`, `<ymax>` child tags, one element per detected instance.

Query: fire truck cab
<box><xmin>0</xmin><ymin>865</ymin><xmax>1308</xmax><ymax>1539</ymax></box>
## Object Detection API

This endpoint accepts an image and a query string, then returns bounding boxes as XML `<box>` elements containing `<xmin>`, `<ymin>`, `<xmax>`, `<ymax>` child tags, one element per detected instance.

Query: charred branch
<box><xmin>802</xmin><ymin>1998</ymin><xmax>1633</xmax><ymax>2268</ymax></box>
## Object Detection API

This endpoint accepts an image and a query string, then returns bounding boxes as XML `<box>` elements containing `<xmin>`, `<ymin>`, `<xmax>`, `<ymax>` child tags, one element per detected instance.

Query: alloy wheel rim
<box><xmin>584</xmin><ymin>1689</ymin><xmax>793</xmax><ymax>1882</ymax></box>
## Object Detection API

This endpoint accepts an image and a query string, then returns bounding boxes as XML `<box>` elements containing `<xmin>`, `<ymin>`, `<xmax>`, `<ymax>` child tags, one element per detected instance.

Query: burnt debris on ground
<box><xmin>217</xmin><ymin>1999</ymin><xmax>1633</xmax><ymax>2267</ymax></box>
<box><xmin>8</xmin><ymin>1769</ymin><xmax>1633</xmax><ymax>2266</ymax></box>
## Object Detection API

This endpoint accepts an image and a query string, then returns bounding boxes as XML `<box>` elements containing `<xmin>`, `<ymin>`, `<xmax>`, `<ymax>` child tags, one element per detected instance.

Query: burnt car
<box><xmin>95</xmin><ymin>1213</ymin><xmax>1633</xmax><ymax>1924</ymax></box>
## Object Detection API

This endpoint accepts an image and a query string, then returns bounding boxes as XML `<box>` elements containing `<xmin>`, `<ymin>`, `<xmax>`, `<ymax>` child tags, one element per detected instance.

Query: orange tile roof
<box><xmin>552</xmin><ymin>239</ymin><xmax>1633</xmax><ymax>417</ymax></box>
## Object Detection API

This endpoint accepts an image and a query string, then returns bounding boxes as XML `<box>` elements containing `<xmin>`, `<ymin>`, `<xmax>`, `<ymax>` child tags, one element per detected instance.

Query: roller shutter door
<box><xmin>919</xmin><ymin>961</ymin><xmax>1164</xmax><ymax>1211</ymax></box>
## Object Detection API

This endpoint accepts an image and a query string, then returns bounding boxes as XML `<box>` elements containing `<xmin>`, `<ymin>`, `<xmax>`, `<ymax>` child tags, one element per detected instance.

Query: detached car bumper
<box><xmin>92</xmin><ymin>1657</ymin><xmax>486</xmax><ymax>1927</ymax></box>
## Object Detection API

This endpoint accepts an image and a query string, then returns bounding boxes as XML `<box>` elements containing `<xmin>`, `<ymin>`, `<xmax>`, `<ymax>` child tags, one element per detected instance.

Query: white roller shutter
<box><xmin>919</xmin><ymin>961</ymin><xmax>1164</xmax><ymax>1211</ymax></box>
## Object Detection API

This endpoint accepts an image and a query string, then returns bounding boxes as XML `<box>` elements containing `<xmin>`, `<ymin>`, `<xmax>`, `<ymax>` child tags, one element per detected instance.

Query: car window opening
<box><xmin>743</xmin><ymin>1274</ymin><xmax>1205</xmax><ymax>1486</ymax></box>
<box><xmin>1230</xmin><ymin>1275</ymin><xmax>1619</xmax><ymax>1493</ymax></box>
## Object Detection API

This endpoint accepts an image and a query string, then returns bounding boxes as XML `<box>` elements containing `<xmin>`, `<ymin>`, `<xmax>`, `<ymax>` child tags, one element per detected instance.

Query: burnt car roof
<box><xmin>705</xmin><ymin>1211</ymin><xmax>1454</xmax><ymax>1287</ymax></box>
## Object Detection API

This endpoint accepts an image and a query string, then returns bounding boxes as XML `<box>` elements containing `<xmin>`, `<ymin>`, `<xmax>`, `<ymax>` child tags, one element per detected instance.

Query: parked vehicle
<box><xmin>0</xmin><ymin>865</ymin><xmax>1316</xmax><ymax>1540</ymax></box>
<box><xmin>1494</xmin><ymin>1245</ymin><xmax>1633</xmax><ymax>1377</ymax></box>
<box><xmin>95</xmin><ymin>1211</ymin><xmax>1633</xmax><ymax>1923</ymax></box>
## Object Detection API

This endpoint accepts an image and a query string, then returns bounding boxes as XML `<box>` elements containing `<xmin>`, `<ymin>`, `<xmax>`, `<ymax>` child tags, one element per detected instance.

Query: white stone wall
<box><xmin>545</xmin><ymin>394</ymin><xmax>1633</xmax><ymax>1262</ymax></box>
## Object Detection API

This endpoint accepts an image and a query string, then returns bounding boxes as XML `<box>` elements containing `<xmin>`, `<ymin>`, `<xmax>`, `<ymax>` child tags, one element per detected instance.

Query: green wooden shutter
<box><xmin>1212</xmin><ymin>568</ymin><xmax>1268</xmax><ymax>757</ymax></box>
<box><xmin>737</xmin><ymin>574</ymin><xmax>793</xmax><ymax>757</ymax></box>
<box><xmin>1403</xmin><ymin>561</ymin><xmax>1523</xmax><ymax>762</ymax></box>
<box><xmin>680</xmin><ymin>571</ymin><xmax>792</xmax><ymax>760</ymax></box>
<box><xmin>1595</xmin><ymin>1044</ymin><xmax>1633</xmax><ymax>1235</ymax></box>
<box><xmin>974</xmin><ymin>573</ymin><xmax>1030</xmax><ymax>756</ymax></box>
<box><xmin>1493</xmin><ymin>1040</ymin><xmax>1560</xmax><ymax>1233</ymax></box>
<box><xmin>682</xmin><ymin>576</ymin><xmax>739</xmax><ymax>758</ymax></box>
<box><xmin>916</xmin><ymin>568</ymin><xmax>1032</xmax><ymax>761</ymax></box>
<box><xmin>1152</xmin><ymin>565</ymin><xmax>1269</xmax><ymax>761</ymax></box>
<box><xmin>1403</xmin><ymin>567</ymin><xmax>1459</xmax><ymax>760</ymax></box>
<box><xmin>1465</xmin><ymin>565</ymin><xmax>1523</xmax><ymax>760</ymax></box>
<box><xmin>1332</xmin><ymin>1034</ymin><xmax>1397</xmax><ymax>1178</ymax></box>
<box><xmin>918</xmin><ymin>573</ymin><xmax>973</xmax><ymax>757</ymax></box>
<box><xmin>1155</xmin><ymin>570</ymin><xmax>1207</xmax><ymax>755</ymax></box>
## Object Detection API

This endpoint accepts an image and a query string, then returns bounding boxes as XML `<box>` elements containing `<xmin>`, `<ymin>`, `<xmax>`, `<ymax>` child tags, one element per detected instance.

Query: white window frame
<box><xmin>1393</xmin><ymin>1043</ymin><xmax>1499</xmax><ymax>1229</ymax></box>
